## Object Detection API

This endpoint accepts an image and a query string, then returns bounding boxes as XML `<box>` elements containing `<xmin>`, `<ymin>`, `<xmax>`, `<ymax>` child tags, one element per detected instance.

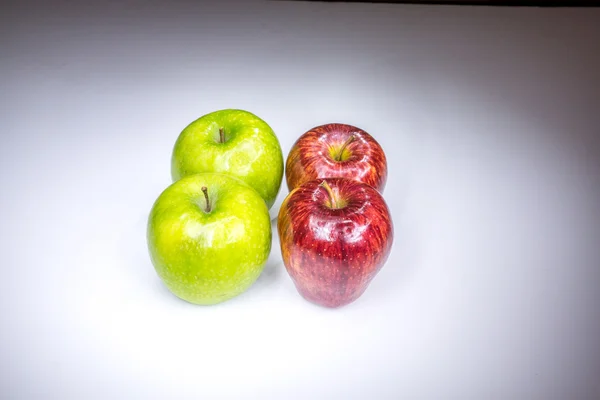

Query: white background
<box><xmin>2</xmin><ymin>1</ymin><xmax>600</xmax><ymax>398</ymax></box>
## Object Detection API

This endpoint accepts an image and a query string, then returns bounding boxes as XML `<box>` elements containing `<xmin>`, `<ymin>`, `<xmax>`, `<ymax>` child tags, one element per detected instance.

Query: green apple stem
<box><xmin>320</xmin><ymin>180</ymin><xmax>338</xmax><ymax>209</ymax></box>
<box><xmin>219</xmin><ymin>127</ymin><xmax>225</xmax><ymax>144</ymax></box>
<box><xmin>201</xmin><ymin>186</ymin><xmax>211</xmax><ymax>213</ymax></box>
<box><xmin>335</xmin><ymin>135</ymin><xmax>356</xmax><ymax>161</ymax></box>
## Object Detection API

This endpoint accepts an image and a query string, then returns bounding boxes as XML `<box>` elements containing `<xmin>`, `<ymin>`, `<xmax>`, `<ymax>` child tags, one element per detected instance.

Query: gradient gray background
<box><xmin>2</xmin><ymin>0</ymin><xmax>600</xmax><ymax>398</ymax></box>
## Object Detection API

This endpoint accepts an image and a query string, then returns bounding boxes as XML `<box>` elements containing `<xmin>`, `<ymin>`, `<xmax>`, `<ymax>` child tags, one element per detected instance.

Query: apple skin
<box><xmin>172</xmin><ymin>109</ymin><xmax>284</xmax><ymax>209</ymax></box>
<box><xmin>277</xmin><ymin>178</ymin><xmax>393</xmax><ymax>308</ymax></box>
<box><xmin>147</xmin><ymin>173</ymin><xmax>272</xmax><ymax>305</ymax></box>
<box><xmin>286</xmin><ymin>123</ymin><xmax>387</xmax><ymax>193</ymax></box>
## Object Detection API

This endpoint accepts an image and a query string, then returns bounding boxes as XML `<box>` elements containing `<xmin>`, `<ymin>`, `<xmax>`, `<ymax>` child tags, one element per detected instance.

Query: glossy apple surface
<box><xmin>172</xmin><ymin>109</ymin><xmax>284</xmax><ymax>209</ymax></box>
<box><xmin>147</xmin><ymin>173</ymin><xmax>272</xmax><ymax>305</ymax></box>
<box><xmin>286</xmin><ymin>123</ymin><xmax>387</xmax><ymax>193</ymax></box>
<box><xmin>277</xmin><ymin>178</ymin><xmax>393</xmax><ymax>308</ymax></box>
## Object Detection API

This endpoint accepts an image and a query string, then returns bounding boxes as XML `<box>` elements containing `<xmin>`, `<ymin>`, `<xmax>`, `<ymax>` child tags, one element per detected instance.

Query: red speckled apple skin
<box><xmin>277</xmin><ymin>178</ymin><xmax>393</xmax><ymax>308</ymax></box>
<box><xmin>285</xmin><ymin>123</ymin><xmax>388</xmax><ymax>193</ymax></box>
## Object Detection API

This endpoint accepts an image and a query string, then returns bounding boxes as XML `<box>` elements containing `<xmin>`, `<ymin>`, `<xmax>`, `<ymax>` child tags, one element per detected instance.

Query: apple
<box><xmin>286</xmin><ymin>123</ymin><xmax>387</xmax><ymax>193</ymax></box>
<box><xmin>147</xmin><ymin>173</ymin><xmax>272</xmax><ymax>305</ymax></box>
<box><xmin>277</xmin><ymin>178</ymin><xmax>393</xmax><ymax>308</ymax></box>
<box><xmin>172</xmin><ymin>109</ymin><xmax>284</xmax><ymax>209</ymax></box>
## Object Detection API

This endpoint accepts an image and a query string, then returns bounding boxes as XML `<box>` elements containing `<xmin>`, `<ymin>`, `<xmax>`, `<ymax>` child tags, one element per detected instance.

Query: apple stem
<box><xmin>335</xmin><ymin>135</ymin><xmax>355</xmax><ymax>161</ymax></box>
<box><xmin>201</xmin><ymin>186</ymin><xmax>211</xmax><ymax>213</ymax></box>
<box><xmin>219</xmin><ymin>127</ymin><xmax>225</xmax><ymax>144</ymax></box>
<box><xmin>320</xmin><ymin>180</ymin><xmax>338</xmax><ymax>209</ymax></box>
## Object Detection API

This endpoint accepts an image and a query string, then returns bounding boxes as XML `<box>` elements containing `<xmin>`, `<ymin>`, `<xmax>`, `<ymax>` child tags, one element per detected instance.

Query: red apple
<box><xmin>277</xmin><ymin>178</ymin><xmax>393</xmax><ymax>308</ymax></box>
<box><xmin>286</xmin><ymin>123</ymin><xmax>387</xmax><ymax>193</ymax></box>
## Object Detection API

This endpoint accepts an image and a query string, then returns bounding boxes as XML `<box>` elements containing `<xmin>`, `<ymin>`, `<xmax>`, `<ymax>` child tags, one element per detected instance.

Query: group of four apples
<box><xmin>147</xmin><ymin>109</ymin><xmax>393</xmax><ymax>308</ymax></box>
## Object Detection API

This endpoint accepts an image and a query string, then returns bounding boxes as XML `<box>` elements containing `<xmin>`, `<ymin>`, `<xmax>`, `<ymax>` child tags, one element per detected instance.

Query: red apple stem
<box><xmin>219</xmin><ymin>127</ymin><xmax>225</xmax><ymax>143</ymax></box>
<box><xmin>335</xmin><ymin>135</ymin><xmax>356</xmax><ymax>161</ymax></box>
<box><xmin>201</xmin><ymin>186</ymin><xmax>211</xmax><ymax>212</ymax></box>
<box><xmin>320</xmin><ymin>180</ymin><xmax>338</xmax><ymax>209</ymax></box>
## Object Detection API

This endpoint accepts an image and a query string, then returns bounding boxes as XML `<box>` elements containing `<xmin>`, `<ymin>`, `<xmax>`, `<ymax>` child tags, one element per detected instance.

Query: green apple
<box><xmin>171</xmin><ymin>109</ymin><xmax>284</xmax><ymax>209</ymax></box>
<box><xmin>147</xmin><ymin>173</ymin><xmax>272</xmax><ymax>305</ymax></box>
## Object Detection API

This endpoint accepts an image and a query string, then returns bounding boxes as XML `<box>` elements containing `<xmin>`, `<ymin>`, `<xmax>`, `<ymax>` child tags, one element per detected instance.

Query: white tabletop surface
<box><xmin>2</xmin><ymin>1</ymin><xmax>600</xmax><ymax>398</ymax></box>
